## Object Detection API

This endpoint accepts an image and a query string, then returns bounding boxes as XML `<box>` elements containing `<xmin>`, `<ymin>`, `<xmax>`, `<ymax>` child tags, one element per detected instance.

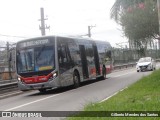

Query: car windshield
<box><xmin>138</xmin><ymin>58</ymin><xmax>151</xmax><ymax>63</ymax></box>
<box><xmin>17</xmin><ymin>46</ymin><xmax>55</xmax><ymax>73</ymax></box>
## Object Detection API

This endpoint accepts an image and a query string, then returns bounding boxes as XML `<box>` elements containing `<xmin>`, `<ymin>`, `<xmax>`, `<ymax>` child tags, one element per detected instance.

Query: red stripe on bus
<box><xmin>22</xmin><ymin>76</ymin><xmax>48</xmax><ymax>84</ymax></box>
<box><xmin>90</xmin><ymin>67</ymin><xmax>96</xmax><ymax>74</ymax></box>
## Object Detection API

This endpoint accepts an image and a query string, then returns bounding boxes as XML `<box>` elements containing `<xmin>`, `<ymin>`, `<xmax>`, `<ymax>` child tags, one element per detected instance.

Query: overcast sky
<box><xmin>0</xmin><ymin>0</ymin><xmax>128</xmax><ymax>47</ymax></box>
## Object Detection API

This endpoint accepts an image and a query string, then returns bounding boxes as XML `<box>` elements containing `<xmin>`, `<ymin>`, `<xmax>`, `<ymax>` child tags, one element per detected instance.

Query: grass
<box><xmin>67</xmin><ymin>69</ymin><xmax>160</xmax><ymax>120</ymax></box>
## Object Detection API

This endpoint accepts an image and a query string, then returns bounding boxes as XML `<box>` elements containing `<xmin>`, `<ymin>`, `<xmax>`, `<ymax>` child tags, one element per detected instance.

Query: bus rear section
<box><xmin>95</xmin><ymin>40</ymin><xmax>112</xmax><ymax>77</ymax></box>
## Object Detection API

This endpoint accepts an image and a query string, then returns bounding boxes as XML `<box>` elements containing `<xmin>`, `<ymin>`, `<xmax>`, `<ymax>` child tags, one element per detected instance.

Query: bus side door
<box><xmin>79</xmin><ymin>45</ymin><xmax>89</xmax><ymax>79</ymax></box>
<box><xmin>58</xmin><ymin>39</ymin><xmax>73</xmax><ymax>86</ymax></box>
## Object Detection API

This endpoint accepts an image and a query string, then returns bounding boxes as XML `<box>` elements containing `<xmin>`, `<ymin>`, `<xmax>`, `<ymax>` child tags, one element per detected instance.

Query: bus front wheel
<box><xmin>73</xmin><ymin>72</ymin><xmax>80</xmax><ymax>88</ymax></box>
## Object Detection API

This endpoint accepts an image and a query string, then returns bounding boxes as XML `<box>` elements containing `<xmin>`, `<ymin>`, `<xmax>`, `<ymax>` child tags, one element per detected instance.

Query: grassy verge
<box><xmin>68</xmin><ymin>69</ymin><xmax>160</xmax><ymax>120</ymax></box>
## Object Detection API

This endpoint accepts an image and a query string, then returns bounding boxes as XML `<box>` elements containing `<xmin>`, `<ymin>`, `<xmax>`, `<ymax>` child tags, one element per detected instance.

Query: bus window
<box><xmin>106</xmin><ymin>50</ymin><xmax>111</xmax><ymax>59</ymax></box>
<box><xmin>17</xmin><ymin>49</ymin><xmax>34</xmax><ymax>73</ymax></box>
<box><xmin>85</xmin><ymin>43</ymin><xmax>94</xmax><ymax>65</ymax></box>
<box><xmin>58</xmin><ymin>44</ymin><xmax>66</xmax><ymax>64</ymax></box>
<box><xmin>58</xmin><ymin>39</ymin><xmax>72</xmax><ymax>73</ymax></box>
<box><xmin>35</xmin><ymin>46</ymin><xmax>54</xmax><ymax>71</ymax></box>
<box><xmin>68</xmin><ymin>41</ymin><xmax>80</xmax><ymax>66</ymax></box>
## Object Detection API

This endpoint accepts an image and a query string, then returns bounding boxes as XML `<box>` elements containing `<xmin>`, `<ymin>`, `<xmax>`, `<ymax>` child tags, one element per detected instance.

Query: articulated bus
<box><xmin>16</xmin><ymin>36</ymin><xmax>112</xmax><ymax>92</ymax></box>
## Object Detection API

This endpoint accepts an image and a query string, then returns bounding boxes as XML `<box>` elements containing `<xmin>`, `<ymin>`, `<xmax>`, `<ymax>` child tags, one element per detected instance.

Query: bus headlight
<box><xmin>48</xmin><ymin>72</ymin><xmax>58</xmax><ymax>80</ymax></box>
<box><xmin>18</xmin><ymin>77</ymin><xmax>21</xmax><ymax>81</ymax></box>
<box><xmin>17</xmin><ymin>77</ymin><xmax>24</xmax><ymax>83</ymax></box>
<box><xmin>53</xmin><ymin>72</ymin><xmax>58</xmax><ymax>78</ymax></box>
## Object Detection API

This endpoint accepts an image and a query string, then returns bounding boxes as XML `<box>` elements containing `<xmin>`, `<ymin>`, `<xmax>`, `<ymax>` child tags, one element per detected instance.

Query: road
<box><xmin>0</xmin><ymin>64</ymin><xmax>159</xmax><ymax>120</ymax></box>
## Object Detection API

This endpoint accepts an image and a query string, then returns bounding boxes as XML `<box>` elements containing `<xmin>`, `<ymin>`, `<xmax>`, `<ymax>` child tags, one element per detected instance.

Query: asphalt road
<box><xmin>0</xmin><ymin>64</ymin><xmax>159</xmax><ymax>120</ymax></box>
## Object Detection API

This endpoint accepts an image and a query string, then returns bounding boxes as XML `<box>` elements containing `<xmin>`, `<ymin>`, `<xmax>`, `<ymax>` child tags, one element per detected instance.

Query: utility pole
<box><xmin>157</xmin><ymin>0</ymin><xmax>160</xmax><ymax>49</ymax></box>
<box><xmin>6</xmin><ymin>42</ymin><xmax>12</xmax><ymax>79</ymax></box>
<box><xmin>88</xmin><ymin>25</ymin><xmax>96</xmax><ymax>37</ymax></box>
<box><xmin>39</xmin><ymin>7</ymin><xmax>50</xmax><ymax>36</ymax></box>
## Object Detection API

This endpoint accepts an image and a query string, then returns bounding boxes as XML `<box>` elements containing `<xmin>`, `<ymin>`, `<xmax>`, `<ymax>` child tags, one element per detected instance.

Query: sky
<box><xmin>0</xmin><ymin>0</ymin><xmax>128</xmax><ymax>47</ymax></box>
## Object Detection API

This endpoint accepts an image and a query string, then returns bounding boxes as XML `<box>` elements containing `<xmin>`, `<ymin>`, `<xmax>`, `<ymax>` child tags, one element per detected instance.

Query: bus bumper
<box><xmin>18</xmin><ymin>78</ymin><xmax>59</xmax><ymax>91</ymax></box>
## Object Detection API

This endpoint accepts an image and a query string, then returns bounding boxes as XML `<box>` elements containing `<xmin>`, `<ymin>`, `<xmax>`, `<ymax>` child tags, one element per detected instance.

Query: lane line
<box><xmin>100</xmin><ymin>87</ymin><xmax>128</xmax><ymax>103</ymax></box>
<box><xmin>4</xmin><ymin>94</ymin><xmax>60</xmax><ymax>111</ymax></box>
<box><xmin>100</xmin><ymin>91</ymin><xmax>118</xmax><ymax>103</ymax></box>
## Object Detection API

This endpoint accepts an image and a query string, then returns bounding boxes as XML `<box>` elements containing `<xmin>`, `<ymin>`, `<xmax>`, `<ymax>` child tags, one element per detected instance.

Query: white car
<box><xmin>136</xmin><ymin>57</ymin><xmax>156</xmax><ymax>72</ymax></box>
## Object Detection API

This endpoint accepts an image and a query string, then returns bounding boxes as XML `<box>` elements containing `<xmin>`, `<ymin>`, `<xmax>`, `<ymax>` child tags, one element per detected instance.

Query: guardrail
<box><xmin>113</xmin><ymin>59</ymin><xmax>160</xmax><ymax>70</ymax></box>
<box><xmin>156</xmin><ymin>59</ymin><xmax>160</xmax><ymax>62</ymax></box>
<box><xmin>0</xmin><ymin>81</ymin><xmax>18</xmax><ymax>95</ymax></box>
<box><xmin>113</xmin><ymin>63</ymin><xmax>136</xmax><ymax>70</ymax></box>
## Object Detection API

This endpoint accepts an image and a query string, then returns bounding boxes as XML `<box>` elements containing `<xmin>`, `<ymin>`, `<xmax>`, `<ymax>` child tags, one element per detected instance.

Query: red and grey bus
<box><xmin>16</xmin><ymin>36</ymin><xmax>112</xmax><ymax>92</ymax></box>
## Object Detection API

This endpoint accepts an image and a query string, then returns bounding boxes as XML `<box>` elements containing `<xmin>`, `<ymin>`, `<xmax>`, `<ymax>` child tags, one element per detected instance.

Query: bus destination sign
<box><xmin>19</xmin><ymin>39</ymin><xmax>49</xmax><ymax>48</ymax></box>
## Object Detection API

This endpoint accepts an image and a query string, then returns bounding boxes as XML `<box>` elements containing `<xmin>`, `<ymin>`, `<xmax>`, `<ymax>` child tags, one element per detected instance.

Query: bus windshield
<box><xmin>17</xmin><ymin>45</ymin><xmax>55</xmax><ymax>73</ymax></box>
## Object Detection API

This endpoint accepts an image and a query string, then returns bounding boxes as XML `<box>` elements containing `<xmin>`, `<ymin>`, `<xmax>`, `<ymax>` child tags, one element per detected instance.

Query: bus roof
<box><xmin>16</xmin><ymin>35</ymin><xmax>111</xmax><ymax>47</ymax></box>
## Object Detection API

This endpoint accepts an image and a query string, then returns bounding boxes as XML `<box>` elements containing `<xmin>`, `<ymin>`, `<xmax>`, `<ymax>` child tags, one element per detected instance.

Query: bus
<box><xmin>16</xmin><ymin>36</ymin><xmax>112</xmax><ymax>92</ymax></box>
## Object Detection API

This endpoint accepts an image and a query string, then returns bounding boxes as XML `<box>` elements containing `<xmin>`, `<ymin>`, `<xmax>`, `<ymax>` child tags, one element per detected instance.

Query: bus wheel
<box><xmin>39</xmin><ymin>89</ymin><xmax>46</xmax><ymax>93</ymax></box>
<box><xmin>73</xmin><ymin>72</ymin><xmax>80</xmax><ymax>88</ymax></box>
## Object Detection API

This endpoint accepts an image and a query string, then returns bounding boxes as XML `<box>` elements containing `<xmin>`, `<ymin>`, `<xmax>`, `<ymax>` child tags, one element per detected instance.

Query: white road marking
<box><xmin>100</xmin><ymin>87</ymin><xmax>128</xmax><ymax>103</ymax></box>
<box><xmin>5</xmin><ymin>94</ymin><xmax>60</xmax><ymax>111</ymax></box>
<box><xmin>100</xmin><ymin>91</ymin><xmax>118</xmax><ymax>103</ymax></box>
<box><xmin>100</xmin><ymin>71</ymin><xmax>135</xmax><ymax>102</ymax></box>
<box><xmin>120</xmin><ymin>87</ymin><xmax>128</xmax><ymax>92</ymax></box>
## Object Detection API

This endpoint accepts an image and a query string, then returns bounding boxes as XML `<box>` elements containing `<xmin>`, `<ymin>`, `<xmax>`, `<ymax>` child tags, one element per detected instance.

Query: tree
<box><xmin>110</xmin><ymin>0</ymin><xmax>158</xmax><ymax>56</ymax></box>
<box><xmin>110</xmin><ymin>0</ymin><xmax>145</xmax><ymax>23</ymax></box>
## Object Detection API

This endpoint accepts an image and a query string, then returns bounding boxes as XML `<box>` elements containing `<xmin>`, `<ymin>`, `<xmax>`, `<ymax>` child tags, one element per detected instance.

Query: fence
<box><xmin>0</xmin><ymin>42</ymin><xmax>16</xmax><ymax>80</ymax></box>
<box><xmin>112</xmin><ymin>48</ymin><xmax>160</xmax><ymax>65</ymax></box>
